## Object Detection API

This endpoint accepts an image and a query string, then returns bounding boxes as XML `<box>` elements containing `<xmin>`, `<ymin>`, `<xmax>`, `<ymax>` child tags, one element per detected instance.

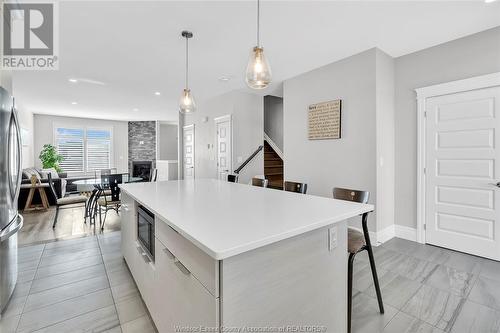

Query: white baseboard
<box><xmin>348</xmin><ymin>224</ymin><xmax>418</xmax><ymax>245</ymax></box>
<box><xmin>376</xmin><ymin>225</ymin><xmax>395</xmax><ymax>244</ymax></box>
<box><xmin>348</xmin><ymin>225</ymin><xmax>394</xmax><ymax>246</ymax></box>
<box><xmin>394</xmin><ymin>225</ymin><xmax>418</xmax><ymax>242</ymax></box>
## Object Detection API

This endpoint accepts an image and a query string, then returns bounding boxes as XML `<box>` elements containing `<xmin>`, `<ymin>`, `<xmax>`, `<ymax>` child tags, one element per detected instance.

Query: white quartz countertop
<box><xmin>120</xmin><ymin>179</ymin><xmax>373</xmax><ymax>260</ymax></box>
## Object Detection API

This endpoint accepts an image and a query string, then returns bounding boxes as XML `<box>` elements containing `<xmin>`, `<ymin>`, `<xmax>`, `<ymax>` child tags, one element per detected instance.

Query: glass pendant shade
<box><xmin>179</xmin><ymin>88</ymin><xmax>196</xmax><ymax>114</ymax></box>
<box><xmin>245</xmin><ymin>46</ymin><xmax>272</xmax><ymax>89</ymax></box>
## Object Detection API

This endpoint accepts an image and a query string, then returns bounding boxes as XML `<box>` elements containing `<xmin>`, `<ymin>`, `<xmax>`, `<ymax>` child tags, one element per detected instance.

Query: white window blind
<box><xmin>55</xmin><ymin>128</ymin><xmax>84</xmax><ymax>173</ymax></box>
<box><xmin>86</xmin><ymin>129</ymin><xmax>111</xmax><ymax>172</ymax></box>
<box><xmin>54</xmin><ymin>127</ymin><xmax>112</xmax><ymax>174</ymax></box>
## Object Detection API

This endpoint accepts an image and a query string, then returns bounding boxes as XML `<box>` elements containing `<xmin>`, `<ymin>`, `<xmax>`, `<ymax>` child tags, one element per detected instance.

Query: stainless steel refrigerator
<box><xmin>0</xmin><ymin>86</ymin><xmax>23</xmax><ymax>314</ymax></box>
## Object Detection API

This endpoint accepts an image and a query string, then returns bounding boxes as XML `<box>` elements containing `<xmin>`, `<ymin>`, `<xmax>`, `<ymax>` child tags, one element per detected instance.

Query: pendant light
<box><xmin>179</xmin><ymin>30</ymin><xmax>196</xmax><ymax>114</ymax></box>
<box><xmin>245</xmin><ymin>0</ymin><xmax>272</xmax><ymax>89</ymax></box>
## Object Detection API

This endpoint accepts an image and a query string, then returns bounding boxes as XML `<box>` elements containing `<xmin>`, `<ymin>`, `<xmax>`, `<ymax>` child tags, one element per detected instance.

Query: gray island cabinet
<box><xmin>120</xmin><ymin>179</ymin><xmax>373</xmax><ymax>332</ymax></box>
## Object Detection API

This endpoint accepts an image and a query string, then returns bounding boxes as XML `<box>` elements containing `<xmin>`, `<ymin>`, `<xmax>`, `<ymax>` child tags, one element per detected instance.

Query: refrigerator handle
<box><xmin>0</xmin><ymin>215</ymin><xmax>23</xmax><ymax>242</ymax></box>
<box><xmin>10</xmin><ymin>104</ymin><xmax>22</xmax><ymax>203</ymax></box>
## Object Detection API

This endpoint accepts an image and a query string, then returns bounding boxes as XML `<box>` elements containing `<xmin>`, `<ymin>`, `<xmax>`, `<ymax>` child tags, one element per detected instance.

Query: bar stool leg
<box><xmin>347</xmin><ymin>252</ymin><xmax>356</xmax><ymax>333</ymax></box>
<box><xmin>366</xmin><ymin>244</ymin><xmax>384</xmax><ymax>314</ymax></box>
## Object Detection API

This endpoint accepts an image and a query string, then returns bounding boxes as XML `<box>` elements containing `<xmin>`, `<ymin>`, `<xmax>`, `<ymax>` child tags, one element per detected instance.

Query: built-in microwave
<box><xmin>137</xmin><ymin>205</ymin><xmax>155</xmax><ymax>261</ymax></box>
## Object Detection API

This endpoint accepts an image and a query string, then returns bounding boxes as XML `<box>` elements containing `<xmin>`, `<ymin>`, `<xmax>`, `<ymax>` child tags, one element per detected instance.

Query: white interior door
<box><xmin>215</xmin><ymin>115</ymin><xmax>232</xmax><ymax>180</ymax></box>
<box><xmin>183</xmin><ymin>124</ymin><xmax>195</xmax><ymax>180</ymax></box>
<box><xmin>425</xmin><ymin>86</ymin><xmax>500</xmax><ymax>260</ymax></box>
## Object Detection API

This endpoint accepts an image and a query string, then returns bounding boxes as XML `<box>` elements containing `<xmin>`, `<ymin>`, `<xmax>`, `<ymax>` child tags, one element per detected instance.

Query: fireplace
<box><xmin>132</xmin><ymin>161</ymin><xmax>153</xmax><ymax>182</ymax></box>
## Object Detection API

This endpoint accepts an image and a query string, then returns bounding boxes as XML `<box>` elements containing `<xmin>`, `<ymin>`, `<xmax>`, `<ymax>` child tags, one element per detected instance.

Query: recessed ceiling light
<box><xmin>219</xmin><ymin>76</ymin><xmax>231</xmax><ymax>82</ymax></box>
<box><xmin>71</xmin><ymin>102</ymin><xmax>78</xmax><ymax>105</ymax></box>
<box><xmin>133</xmin><ymin>108</ymin><xmax>139</xmax><ymax>112</ymax></box>
<box><xmin>154</xmin><ymin>92</ymin><xmax>161</xmax><ymax>96</ymax></box>
<box><xmin>485</xmin><ymin>0</ymin><xmax>497</xmax><ymax>3</ymax></box>
<box><xmin>68</xmin><ymin>78</ymin><xmax>78</xmax><ymax>83</ymax></box>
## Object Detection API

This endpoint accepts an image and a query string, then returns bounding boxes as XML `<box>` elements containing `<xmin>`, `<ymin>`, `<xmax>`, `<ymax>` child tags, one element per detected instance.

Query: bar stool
<box><xmin>227</xmin><ymin>174</ymin><xmax>239</xmax><ymax>183</ymax></box>
<box><xmin>284</xmin><ymin>181</ymin><xmax>307</xmax><ymax>194</ymax></box>
<box><xmin>333</xmin><ymin>187</ymin><xmax>384</xmax><ymax>333</ymax></box>
<box><xmin>251</xmin><ymin>178</ymin><xmax>268</xmax><ymax>188</ymax></box>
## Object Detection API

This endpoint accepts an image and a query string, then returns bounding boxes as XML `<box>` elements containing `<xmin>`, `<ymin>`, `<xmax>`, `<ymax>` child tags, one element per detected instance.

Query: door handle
<box><xmin>9</xmin><ymin>107</ymin><xmax>22</xmax><ymax>203</ymax></box>
<box><xmin>0</xmin><ymin>215</ymin><xmax>23</xmax><ymax>242</ymax></box>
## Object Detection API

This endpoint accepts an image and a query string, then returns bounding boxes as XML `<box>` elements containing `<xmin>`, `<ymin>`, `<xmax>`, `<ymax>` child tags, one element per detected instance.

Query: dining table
<box><xmin>72</xmin><ymin>174</ymin><xmax>144</xmax><ymax>192</ymax></box>
<box><xmin>73</xmin><ymin>174</ymin><xmax>144</xmax><ymax>224</ymax></box>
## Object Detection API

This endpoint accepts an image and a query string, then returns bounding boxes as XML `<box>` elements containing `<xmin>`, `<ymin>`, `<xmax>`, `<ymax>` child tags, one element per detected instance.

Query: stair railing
<box><xmin>234</xmin><ymin>145</ymin><xmax>264</xmax><ymax>174</ymax></box>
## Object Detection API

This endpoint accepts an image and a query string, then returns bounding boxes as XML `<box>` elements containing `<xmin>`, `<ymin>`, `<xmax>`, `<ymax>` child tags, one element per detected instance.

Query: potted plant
<box><xmin>39</xmin><ymin>144</ymin><xmax>64</xmax><ymax>173</ymax></box>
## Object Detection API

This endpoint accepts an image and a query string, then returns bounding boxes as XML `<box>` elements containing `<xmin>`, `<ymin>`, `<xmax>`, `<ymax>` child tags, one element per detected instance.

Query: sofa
<box><xmin>18</xmin><ymin>168</ymin><xmax>67</xmax><ymax>207</ymax></box>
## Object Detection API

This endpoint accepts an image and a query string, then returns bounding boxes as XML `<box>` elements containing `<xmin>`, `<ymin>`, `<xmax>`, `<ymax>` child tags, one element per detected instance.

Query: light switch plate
<box><xmin>329</xmin><ymin>226</ymin><xmax>337</xmax><ymax>251</ymax></box>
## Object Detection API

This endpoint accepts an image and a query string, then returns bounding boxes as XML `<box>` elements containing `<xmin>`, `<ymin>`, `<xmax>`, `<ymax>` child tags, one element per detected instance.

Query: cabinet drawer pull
<box><xmin>163</xmin><ymin>247</ymin><xmax>175</xmax><ymax>259</ymax></box>
<box><xmin>174</xmin><ymin>260</ymin><xmax>191</xmax><ymax>275</ymax></box>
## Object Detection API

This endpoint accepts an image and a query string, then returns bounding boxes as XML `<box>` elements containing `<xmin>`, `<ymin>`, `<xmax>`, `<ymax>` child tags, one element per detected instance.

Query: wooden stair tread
<box><xmin>264</xmin><ymin>140</ymin><xmax>283</xmax><ymax>188</ymax></box>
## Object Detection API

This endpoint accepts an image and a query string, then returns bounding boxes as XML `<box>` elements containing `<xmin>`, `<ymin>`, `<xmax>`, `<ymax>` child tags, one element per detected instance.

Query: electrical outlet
<box><xmin>329</xmin><ymin>226</ymin><xmax>337</xmax><ymax>251</ymax></box>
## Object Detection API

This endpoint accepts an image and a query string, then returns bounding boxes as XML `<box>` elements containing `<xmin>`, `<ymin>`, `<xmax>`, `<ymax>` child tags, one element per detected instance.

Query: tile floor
<box><xmin>352</xmin><ymin>238</ymin><xmax>500</xmax><ymax>333</ymax></box>
<box><xmin>2</xmin><ymin>234</ymin><xmax>500</xmax><ymax>332</ymax></box>
<box><xmin>0</xmin><ymin>232</ymin><xmax>156</xmax><ymax>333</ymax></box>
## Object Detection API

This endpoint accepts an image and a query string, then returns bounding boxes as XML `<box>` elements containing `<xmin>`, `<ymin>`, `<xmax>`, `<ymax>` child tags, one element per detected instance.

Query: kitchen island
<box><xmin>119</xmin><ymin>179</ymin><xmax>373</xmax><ymax>332</ymax></box>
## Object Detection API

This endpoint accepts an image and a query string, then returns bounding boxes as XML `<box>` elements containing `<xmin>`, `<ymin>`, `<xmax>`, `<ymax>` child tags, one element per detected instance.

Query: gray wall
<box><xmin>283</xmin><ymin>49</ymin><xmax>378</xmax><ymax>231</ymax></box>
<box><xmin>159</xmin><ymin>123</ymin><xmax>178</xmax><ymax>160</ymax></box>
<box><xmin>18</xmin><ymin>105</ymin><xmax>34</xmax><ymax>169</ymax></box>
<box><xmin>264</xmin><ymin>95</ymin><xmax>284</xmax><ymax>151</ymax></box>
<box><xmin>395</xmin><ymin>26</ymin><xmax>500</xmax><ymax>229</ymax></box>
<box><xmin>1</xmin><ymin>67</ymin><xmax>34</xmax><ymax>169</ymax></box>
<box><xmin>183</xmin><ymin>90</ymin><xmax>264</xmax><ymax>184</ymax></box>
<box><xmin>128</xmin><ymin>121</ymin><xmax>156</xmax><ymax>172</ymax></box>
<box><xmin>375</xmin><ymin>49</ymin><xmax>396</xmax><ymax>232</ymax></box>
<box><xmin>33</xmin><ymin>114</ymin><xmax>129</xmax><ymax>174</ymax></box>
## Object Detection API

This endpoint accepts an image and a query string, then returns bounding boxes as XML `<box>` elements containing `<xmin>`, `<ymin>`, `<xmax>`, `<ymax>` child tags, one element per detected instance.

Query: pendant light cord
<box><xmin>257</xmin><ymin>0</ymin><xmax>260</xmax><ymax>47</ymax></box>
<box><xmin>185</xmin><ymin>36</ymin><xmax>189</xmax><ymax>89</ymax></box>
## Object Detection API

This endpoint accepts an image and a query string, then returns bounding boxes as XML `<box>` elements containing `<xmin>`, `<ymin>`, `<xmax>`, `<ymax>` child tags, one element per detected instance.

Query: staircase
<box><xmin>264</xmin><ymin>140</ymin><xmax>283</xmax><ymax>190</ymax></box>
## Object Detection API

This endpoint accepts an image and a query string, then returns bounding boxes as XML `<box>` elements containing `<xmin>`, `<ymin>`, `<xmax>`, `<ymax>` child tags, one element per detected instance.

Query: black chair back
<box><xmin>284</xmin><ymin>181</ymin><xmax>307</xmax><ymax>194</ymax></box>
<box><xmin>333</xmin><ymin>187</ymin><xmax>369</xmax><ymax>204</ymax></box>
<box><xmin>252</xmin><ymin>178</ymin><xmax>268</xmax><ymax>188</ymax></box>
<box><xmin>109</xmin><ymin>174</ymin><xmax>122</xmax><ymax>202</ymax></box>
<box><xmin>46</xmin><ymin>174</ymin><xmax>60</xmax><ymax>202</ymax></box>
<box><xmin>101</xmin><ymin>174</ymin><xmax>122</xmax><ymax>202</ymax></box>
<box><xmin>227</xmin><ymin>174</ymin><xmax>239</xmax><ymax>183</ymax></box>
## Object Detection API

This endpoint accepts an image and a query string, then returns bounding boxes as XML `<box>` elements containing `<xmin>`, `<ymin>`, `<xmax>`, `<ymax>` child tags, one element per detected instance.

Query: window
<box><xmin>54</xmin><ymin>127</ymin><xmax>112</xmax><ymax>174</ymax></box>
<box><xmin>86</xmin><ymin>129</ymin><xmax>111</xmax><ymax>172</ymax></box>
<box><xmin>55</xmin><ymin>128</ymin><xmax>84</xmax><ymax>173</ymax></box>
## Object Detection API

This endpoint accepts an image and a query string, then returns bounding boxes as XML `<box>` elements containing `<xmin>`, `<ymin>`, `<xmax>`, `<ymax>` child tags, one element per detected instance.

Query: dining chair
<box><xmin>227</xmin><ymin>174</ymin><xmax>239</xmax><ymax>183</ymax></box>
<box><xmin>251</xmin><ymin>177</ymin><xmax>268</xmax><ymax>188</ymax></box>
<box><xmin>333</xmin><ymin>187</ymin><xmax>384</xmax><ymax>333</ymax></box>
<box><xmin>94</xmin><ymin>168</ymin><xmax>112</xmax><ymax>180</ymax></box>
<box><xmin>97</xmin><ymin>174</ymin><xmax>123</xmax><ymax>230</ymax></box>
<box><xmin>284</xmin><ymin>181</ymin><xmax>308</xmax><ymax>194</ymax></box>
<box><xmin>47</xmin><ymin>174</ymin><xmax>87</xmax><ymax>229</ymax></box>
<box><xmin>150</xmin><ymin>168</ymin><xmax>158</xmax><ymax>182</ymax></box>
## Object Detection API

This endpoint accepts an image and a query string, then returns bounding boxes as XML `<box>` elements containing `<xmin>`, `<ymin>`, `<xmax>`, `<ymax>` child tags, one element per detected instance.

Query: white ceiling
<box><xmin>12</xmin><ymin>0</ymin><xmax>500</xmax><ymax>121</ymax></box>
